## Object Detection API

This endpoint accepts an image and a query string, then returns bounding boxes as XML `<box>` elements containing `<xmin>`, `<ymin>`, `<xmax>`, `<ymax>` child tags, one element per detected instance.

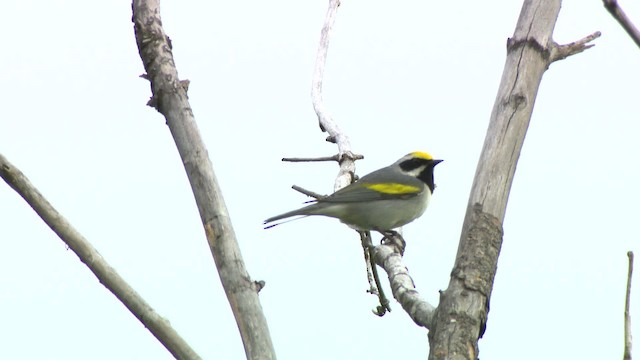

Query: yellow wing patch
<box><xmin>363</xmin><ymin>183</ymin><xmax>421</xmax><ymax>195</ymax></box>
<box><xmin>411</xmin><ymin>151</ymin><xmax>434</xmax><ymax>160</ymax></box>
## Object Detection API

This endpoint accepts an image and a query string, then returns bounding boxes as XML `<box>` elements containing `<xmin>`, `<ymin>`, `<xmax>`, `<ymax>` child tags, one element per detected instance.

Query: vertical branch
<box><xmin>311</xmin><ymin>0</ymin><xmax>356</xmax><ymax>191</ymax></box>
<box><xmin>132</xmin><ymin>1</ymin><xmax>276</xmax><ymax>359</ymax></box>
<box><xmin>624</xmin><ymin>251</ymin><xmax>634</xmax><ymax>360</ymax></box>
<box><xmin>428</xmin><ymin>1</ymin><xmax>599</xmax><ymax>358</ymax></box>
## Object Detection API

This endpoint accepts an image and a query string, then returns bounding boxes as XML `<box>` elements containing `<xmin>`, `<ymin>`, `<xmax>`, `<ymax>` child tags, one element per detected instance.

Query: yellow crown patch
<box><xmin>411</xmin><ymin>151</ymin><xmax>434</xmax><ymax>160</ymax></box>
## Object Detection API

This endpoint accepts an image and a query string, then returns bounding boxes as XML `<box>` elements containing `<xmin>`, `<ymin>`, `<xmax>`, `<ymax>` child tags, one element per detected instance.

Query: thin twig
<box><xmin>370</xmin><ymin>249</ymin><xmax>392</xmax><ymax>316</ymax></box>
<box><xmin>283</xmin><ymin>155</ymin><xmax>338</xmax><ymax>162</ymax></box>
<box><xmin>604</xmin><ymin>0</ymin><xmax>640</xmax><ymax>49</ymax></box>
<box><xmin>624</xmin><ymin>251</ymin><xmax>634</xmax><ymax>360</ymax></box>
<box><xmin>0</xmin><ymin>153</ymin><xmax>201</xmax><ymax>360</ymax></box>
<box><xmin>282</xmin><ymin>154</ymin><xmax>364</xmax><ymax>163</ymax></box>
<box><xmin>291</xmin><ymin>185</ymin><xmax>326</xmax><ymax>199</ymax></box>
<box><xmin>549</xmin><ymin>31</ymin><xmax>601</xmax><ymax>63</ymax></box>
<box><xmin>359</xmin><ymin>231</ymin><xmax>391</xmax><ymax>316</ymax></box>
<box><xmin>360</xmin><ymin>232</ymin><xmax>379</xmax><ymax>296</ymax></box>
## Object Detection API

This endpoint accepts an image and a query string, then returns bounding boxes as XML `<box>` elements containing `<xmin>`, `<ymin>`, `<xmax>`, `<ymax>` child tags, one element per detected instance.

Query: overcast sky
<box><xmin>1</xmin><ymin>0</ymin><xmax>639</xmax><ymax>359</ymax></box>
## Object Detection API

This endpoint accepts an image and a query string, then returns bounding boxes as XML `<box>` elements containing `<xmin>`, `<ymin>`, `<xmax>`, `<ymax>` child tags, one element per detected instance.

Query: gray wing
<box><xmin>318</xmin><ymin>166</ymin><xmax>425</xmax><ymax>203</ymax></box>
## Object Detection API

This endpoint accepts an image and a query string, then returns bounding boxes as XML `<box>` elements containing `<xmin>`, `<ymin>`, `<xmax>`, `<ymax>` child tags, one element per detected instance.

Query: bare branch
<box><xmin>624</xmin><ymin>251</ymin><xmax>634</xmax><ymax>360</ymax></box>
<box><xmin>132</xmin><ymin>1</ymin><xmax>276</xmax><ymax>359</ymax></box>
<box><xmin>549</xmin><ymin>31</ymin><xmax>601</xmax><ymax>63</ymax></box>
<box><xmin>311</xmin><ymin>0</ymin><xmax>357</xmax><ymax>192</ymax></box>
<box><xmin>428</xmin><ymin>1</ymin><xmax>596</xmax><ymax>357</ymax></box>
<box><xmin>0</xmin><ymin>153</ymin><xmax>201</xmax><ymax>360</ymax></box>
<box><xmin>291</xmin><ymin>185</ymin><xmax>326</xmax><ymax>199</ymax></box>
<box><xmin>283</xmin><ymin>155</ymin><xmax>339</xmax><ymax>162</ymax></box>
<box><xmin>370</xmin><ymin>243</ymin><xmax>435</xmax><ymax>327</ymax></box>
<box><xmin>282</xmin><ymin>153</ymin><xmax>364</xmax><ymax>163</ymax></box>
<box><xmin>604</xmin><ymin>0</ymin><xmax>640</xmax><ymax>49</ymax></box>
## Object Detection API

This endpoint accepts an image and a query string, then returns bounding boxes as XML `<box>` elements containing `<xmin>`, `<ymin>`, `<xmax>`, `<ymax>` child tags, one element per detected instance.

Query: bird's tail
<box><xmin>263</xmin><ymin>208</ymin><xmax>310</xmax><ymax>229</ymax></box>
<box><xmin>263</xmin><ymin>215</ymin><xmax>308</xmax><ymax>229</ymax></box>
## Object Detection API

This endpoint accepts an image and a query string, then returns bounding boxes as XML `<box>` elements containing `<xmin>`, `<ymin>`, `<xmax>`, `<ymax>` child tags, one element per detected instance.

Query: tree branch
<box><xmin>282</xmin><ymin>153</ymin><xmax>364</xmax><ymax>163</ymax></box>
<box><xmin>370</xmin><ymin>244</ymin><xmax>435</xmax><ymax>327</ymax></box>
<box><xmin>549</xmin><ymin>31</ymin><xmax>601</xmax><ymax>63</ymax></box>
<box><xmin>0</xmin><ymin>153</ymin><xmax>201</xmax><ymax>360</ymax></box>
<box><xmin>603</xmin><ymin>0</ymin><xmax>640</xmax><ymax>49</ymax></box>
<box><xmin>429</xmin><ymin>1</ymin><xmax>598</xmax><ymax>358</ymax></box>
<box><xmin>624</xmin><ymin>251</ymin><xmax>634</xmax><ymax>360</ymax></box>
<box><xmin>311</xmin><ymin>0</ymin><xmax>358</xmax><ymax>192</ymax></box>
<box><xmin>291</xmin><ymin>185</ymin><xmax>326</xmax><ymax>199</ymax></box>
<box><xmin>132</xmin><ymin>1</ymin><xmax>276</xmax><ymax>359</ymax></box>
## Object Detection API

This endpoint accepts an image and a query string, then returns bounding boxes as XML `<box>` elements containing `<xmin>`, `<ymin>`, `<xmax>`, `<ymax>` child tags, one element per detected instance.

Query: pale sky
<box><xmin>1</xmin><ymin>0</ymin><xmax>639</xmax><ymax>359</ymax></box>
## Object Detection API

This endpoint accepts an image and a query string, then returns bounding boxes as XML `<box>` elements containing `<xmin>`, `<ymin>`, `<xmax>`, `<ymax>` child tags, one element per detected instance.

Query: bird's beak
<box><xmin>433</xmin><ymin>159</ymin><xmax>443</xmax><ymax>166</ymax></box>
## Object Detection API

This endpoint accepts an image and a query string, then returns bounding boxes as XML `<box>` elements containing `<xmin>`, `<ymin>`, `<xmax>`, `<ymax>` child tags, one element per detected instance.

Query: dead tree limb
<box><xmin>624</xmin><ymin>251</ymin><xmax>634</xmax><ymax>360</ymax></box>
<box><xmin>603</xmin><ymin>0</ymin><xmax>640</xmax><ymax>49</ymax></box>
<box><xmin>132</xmin><ymin>1</ymin><xmax>276</xmax><ymax>359</ymax></box>
<box><xmin>0</xmin><ymin>153</ymin><xmax>201</xmax><ymax>360</ymax></box>
<box><xmin>427</xmin><ymin>1</ymin><xmax>599</xmax><ymax>358</ymax></box>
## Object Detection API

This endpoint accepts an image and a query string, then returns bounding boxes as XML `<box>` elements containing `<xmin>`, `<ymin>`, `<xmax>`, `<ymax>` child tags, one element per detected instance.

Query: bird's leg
<box><xmin>359</xmin><ymin>230</ymin><xmax>391</xmax><ymax>316</ymax></box>
<box><xmin>379</xmin><ymin>230</ymin><xmax>406</xmax><ymax>256</ymax></box>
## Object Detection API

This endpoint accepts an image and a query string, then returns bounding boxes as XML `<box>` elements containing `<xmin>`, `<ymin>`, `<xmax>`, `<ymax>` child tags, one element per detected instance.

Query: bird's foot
<box><xmin>380</xmin><ymin>230</ymin><xmax>406</xmax><ymax>256</ymax></box>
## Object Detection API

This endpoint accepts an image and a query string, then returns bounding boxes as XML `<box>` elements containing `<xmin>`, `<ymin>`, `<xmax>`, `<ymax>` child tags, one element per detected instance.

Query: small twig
<box><xmin>624</xmin><ymin>251</ymin><xmax>634</xmax><ymax>360</ymax></box>
<box><xmin>549</xmin><ymin>31</ymin><xmax>601</xmax><ymax>63</ymax></box>
<box><xmin>359</xmin><ymin>231</ymin><xmax>391</xmax><ymax>316</ymax></box>
<box><xmin>282</xmin><ymin>153</ymin><xmax>364</xmax><ymax>163</ymax></box>
<box><xmin>291</xmin><ymin>185</ymin><xmax>326</xmax><ymax>200</ymax></box>
<box><xmin>370</xmin><ymin>252</ymin><xmax>391</xmax><ymax>316</ymax></box>
<box><xmin>360</xmin><ymin>231</ymin><xmax>378</xmax><ymax>296</ymax></box>
<box><xmin>604</xmin><ymin>0</ymin><xmax>640</xmax><ymax>49</ymax></box>
<box><xmin>283</xmin><ymin>155</ymin><xmax>339</xmax><ymax>162</ymax></box>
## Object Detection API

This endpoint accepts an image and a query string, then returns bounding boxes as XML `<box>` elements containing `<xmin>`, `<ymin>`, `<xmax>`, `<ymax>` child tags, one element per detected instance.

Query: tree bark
<box><xmin>132</xmin><ymin>1</ymin><xmax>276</xmax><ymax>359</ymax></box>
<box><xmin>428</xmin><ymin>1</ymin><xmax>598</xmax><ymax>358</ymax></box>
<box><xmin>0</xmin><ymin>154</ymin><xmax>201</xmax><ymax>360</ymax></box>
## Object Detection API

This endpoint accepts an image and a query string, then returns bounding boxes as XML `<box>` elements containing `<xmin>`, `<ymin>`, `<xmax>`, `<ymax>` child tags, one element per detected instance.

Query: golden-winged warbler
<box><xmin>264</xmin><ymin>151</ymin><xmax>442</xmax><ymax>232</ymax></box>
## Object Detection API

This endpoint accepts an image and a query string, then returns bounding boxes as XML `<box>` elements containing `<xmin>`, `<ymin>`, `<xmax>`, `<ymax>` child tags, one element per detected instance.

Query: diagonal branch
<box><xmin>370</xmin><ymin>244</ymin><xmax>435</xmax><ymax>327</ymax></box>
<box><xmin>132</xmin><ymin>1</ymin><xmax>276</xmax><ymax>359</ymax></box>
<box><xmin>0</xmin><ymin>153</ymin><xmax>201</xmax><ymax>360</ymax></box>
<box><xmin>603</xmin><ymin>0</ymin><xmax>640</xmax><ymax>49</ymax></box>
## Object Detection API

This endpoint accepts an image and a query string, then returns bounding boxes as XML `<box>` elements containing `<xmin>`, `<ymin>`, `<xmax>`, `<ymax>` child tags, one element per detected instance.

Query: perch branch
<box><xmin>370</xmin><ymin>243</ymin><xmax>435</xmax><ymax>327</ymax></box>
<box><xmin>0</xmin><ymin>153</ymin><xmax>201</xmax><ymax>360</ymax></box>
<box><xmin>308</xmin><ymin>0</ymin><xmax>395</xmax><ymax>314</ymax></box>
<box><xmin>603</xmin><ymin>0</ymin><xmax>640</xmax><ymax>49</ymax></box>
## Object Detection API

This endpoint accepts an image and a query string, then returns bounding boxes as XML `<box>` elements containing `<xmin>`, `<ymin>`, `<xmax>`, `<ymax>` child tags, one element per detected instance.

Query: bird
<box><xmin>264</xmin><ymin>151</ymin><xmax>442</xmax><ymax>241</ymax></box>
